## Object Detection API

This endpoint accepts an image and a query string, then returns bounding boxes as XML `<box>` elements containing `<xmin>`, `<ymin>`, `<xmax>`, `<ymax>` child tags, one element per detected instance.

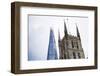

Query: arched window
<box><xmin>73</xmin><ymin>52</ymin><xmax>76</xmax><ymax>59</ymax></box>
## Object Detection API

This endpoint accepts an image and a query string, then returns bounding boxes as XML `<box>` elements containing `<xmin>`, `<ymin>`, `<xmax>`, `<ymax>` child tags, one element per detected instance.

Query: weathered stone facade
<box><xmin>58</xmin><ymin>21</ymin><xmax>85</xmax><ymax>59</ymax></box>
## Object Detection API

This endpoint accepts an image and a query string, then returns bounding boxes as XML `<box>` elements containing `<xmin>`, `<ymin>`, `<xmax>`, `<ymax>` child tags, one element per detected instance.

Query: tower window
<box><xmin>78</xmin><ymin>53</ymin><xmax>81</xmax><ymax>58</ymax></box>
<box><xmin>64</xmin><ymin>53</ymin><xmax>66</xmax><ymax>59</ymax></box>
<box><xmin>76</xmin><ymin>42</ymin><xmax>79</xmax><ymax>49</ymax></box>
<box><xmin>72</xmin><ymin>41</ymin><xmax>74</xmax><ymax>48</ymax></box>
<box><xmin>64</xmin><ymin>40</ymin><xmax>67</xmax><ymax>50</ymax></box>
<box><xmin>73</xmin><ymin>52</ymin><xmax>76</xmax><ymax>59</ymax></box>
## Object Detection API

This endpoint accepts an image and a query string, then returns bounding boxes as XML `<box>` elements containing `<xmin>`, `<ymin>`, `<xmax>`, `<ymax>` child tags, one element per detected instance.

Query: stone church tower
<box><xmin>58</xmin><ymin>21</ymin><xmax>85</xmax><ymax>59</ymax></box>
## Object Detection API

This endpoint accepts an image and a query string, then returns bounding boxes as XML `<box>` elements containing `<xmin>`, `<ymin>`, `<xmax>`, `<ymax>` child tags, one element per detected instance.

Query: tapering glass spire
<box><xmin>47</xmin><ymin>28</ymin><xmax>58</xmax><ymax>60</ymax></box>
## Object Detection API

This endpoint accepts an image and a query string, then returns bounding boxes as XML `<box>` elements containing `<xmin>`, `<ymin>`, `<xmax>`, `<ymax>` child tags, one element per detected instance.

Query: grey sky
<box><xmin>28</xmin><ymin>15</ymin><xmax>89</xmax><ymax>60</ymax></box>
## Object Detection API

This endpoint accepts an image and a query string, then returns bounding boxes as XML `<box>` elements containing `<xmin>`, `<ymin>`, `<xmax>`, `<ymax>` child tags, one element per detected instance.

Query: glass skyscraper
<box><xmin>47</xmin><ymin>28</ymin><xmax>58</xmax><ymax>60</ymax></box>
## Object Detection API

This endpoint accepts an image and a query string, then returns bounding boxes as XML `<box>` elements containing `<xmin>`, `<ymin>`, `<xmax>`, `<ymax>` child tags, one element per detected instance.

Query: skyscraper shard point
<box><xmin>47</xmin><ymin>28</ymin><xmax>58</xmax><ymax>60</ymax></box>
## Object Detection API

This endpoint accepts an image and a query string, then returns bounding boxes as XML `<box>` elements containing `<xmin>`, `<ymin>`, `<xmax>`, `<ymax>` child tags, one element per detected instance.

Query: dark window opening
<box><xmin>73</xmin><ymin>52</ymin><xmax>76</xmax><ymax>59</ymax></box>
<box><xmin>78</xmin><ymin>53</ymin><xmax>81</xmax><ymax>58</ymax></box>
<box><xmin>76</xmin><ymin>42</ymin><xmax>79</xmax><ymax>49</ymax></box>
<box><xmin>72</xmin><ymin>41</ymin><xmax>74</xmax><ymax>48</ymax></box>
<box><xmin>64</xmin><ymin>53</ymin><xmax>66</xmax><ymax>59</ymax></box>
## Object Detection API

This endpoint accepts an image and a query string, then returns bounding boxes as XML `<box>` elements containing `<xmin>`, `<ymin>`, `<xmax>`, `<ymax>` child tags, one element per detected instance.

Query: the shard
<box><xmin>47</xmin><ymin>28</ymin><xmax>58</xmax><ymax>60</ymax></box>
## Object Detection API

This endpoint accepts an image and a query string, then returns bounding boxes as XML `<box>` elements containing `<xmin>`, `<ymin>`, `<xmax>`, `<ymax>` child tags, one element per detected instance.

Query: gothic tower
<box><xmin>59</xmin><ymin>21</ymin><xmax>85</xmax><ymax>59</ymax></box>
<box><xmin>47</xmin><ymin>28</ymin><xmax>58</xmax><ymax>60</ymax></box>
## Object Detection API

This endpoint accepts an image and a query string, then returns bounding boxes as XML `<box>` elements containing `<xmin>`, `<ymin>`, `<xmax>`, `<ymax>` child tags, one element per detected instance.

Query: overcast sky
<box><xmin>28</xmin><ymin>15</ymin><xmax>89</xmax><ymax>60</ymax></box>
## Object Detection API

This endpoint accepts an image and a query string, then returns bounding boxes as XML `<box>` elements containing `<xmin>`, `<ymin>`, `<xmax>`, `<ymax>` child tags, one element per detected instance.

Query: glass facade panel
<box><xmin>47</xmin><ymin>28</ymin><xmax>58</xmax><ymax>60</ymax></box>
